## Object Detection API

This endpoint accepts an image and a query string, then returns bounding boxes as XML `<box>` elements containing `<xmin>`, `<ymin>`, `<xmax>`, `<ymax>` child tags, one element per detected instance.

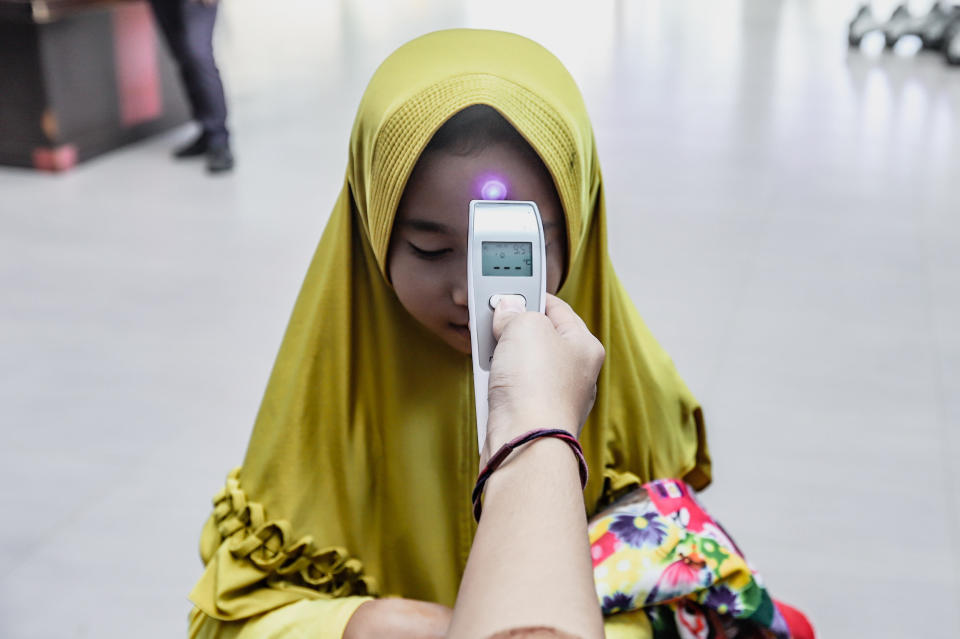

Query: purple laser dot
<box><xmin>480</xmin><ymin>179</ymin><xmax>507</xmax><ymax>200</ymax></box>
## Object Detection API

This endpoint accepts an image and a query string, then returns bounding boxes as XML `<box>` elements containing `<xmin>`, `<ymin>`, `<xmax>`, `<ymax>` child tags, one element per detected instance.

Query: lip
<box><xmin>449</xmin><ymin>323</ymin><xmax>470</xmax><ymax>340</ymax></box>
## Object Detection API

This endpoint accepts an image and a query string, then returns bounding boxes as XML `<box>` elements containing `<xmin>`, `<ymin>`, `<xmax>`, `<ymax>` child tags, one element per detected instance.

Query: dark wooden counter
<box><xmin>0</xmin><ymin>0</ymin><xmax>190</xmax><ymax>171</ymax></box>
<box><xmin>0</xmin><ymin>0</ymin><xmax>128</xmax><ymax>22</ymax></box>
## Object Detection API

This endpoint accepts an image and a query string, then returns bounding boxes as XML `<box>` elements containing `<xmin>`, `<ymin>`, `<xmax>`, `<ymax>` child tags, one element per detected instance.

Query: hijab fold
<box><xmin>189</xmin><ymin>29</ymin><xmax>710</xmax><ymax>621</ymax></box>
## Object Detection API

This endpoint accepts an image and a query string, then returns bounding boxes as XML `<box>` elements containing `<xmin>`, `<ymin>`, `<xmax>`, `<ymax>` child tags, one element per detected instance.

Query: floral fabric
<box><xmin>589</xmin><ymin>479</ymin><xmax>791</xmax><ymax>638</ymax></box>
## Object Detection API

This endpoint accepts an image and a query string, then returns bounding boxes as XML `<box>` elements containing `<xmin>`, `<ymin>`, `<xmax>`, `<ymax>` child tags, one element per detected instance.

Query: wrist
<box><xmin>483</xmin><ymin>436</ymin><xmax>581</xmax><ymax>500</ymax></box>
<box><xmin>483</xmin><ymin>413</ymin><xmax>579</xmax><ymax>462</ymax></box>
<box><xmin>473</xmin><ymin>429</ymin><xmax>589</xmax><ymax>521</ymax></box>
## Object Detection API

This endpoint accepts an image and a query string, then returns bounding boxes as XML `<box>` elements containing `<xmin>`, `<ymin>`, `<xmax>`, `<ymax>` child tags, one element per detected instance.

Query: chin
<box><xmin>450</xmin><ymin>339</ymin><xmax>472</xmax><ymax>355</ymax></box>
<box><xmin>441</xmin><ymin>333</ymin><xmax>472</xmax><ymax>355</ymax></box>
<box><xmin>435</xmin><ymin>322</ymin><xmax>473</xmax><ymax>355</ymax></box>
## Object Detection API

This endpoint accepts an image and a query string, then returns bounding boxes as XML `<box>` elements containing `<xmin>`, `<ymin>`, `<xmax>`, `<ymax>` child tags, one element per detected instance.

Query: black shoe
<box><xmin>883</xmin><ymin>4</ymin><xmax>923</xmax><ymax>49</ymax></box>
<box><xmin>945</xmin><ymin>18</ymin><xmax>960</xmax><ymax>64</ymax></box>
<box><xmin>849</xmin><ymin>5</ymin><xmax>881</xmax><ymax>46</ymax></box>
<box><xmin>173</xmin><ymin>134</ymin><xmax>209</xmax><ymax>159</ymax></box>
<box><xmin>206</xmin><ymin>144</ymin><xmax>234</xmax><ymax>174</ymax></box>
<box><xmin>920</xmin><ymin>3</ymin><xmax>960</xmax><ymax>50</ymax></box>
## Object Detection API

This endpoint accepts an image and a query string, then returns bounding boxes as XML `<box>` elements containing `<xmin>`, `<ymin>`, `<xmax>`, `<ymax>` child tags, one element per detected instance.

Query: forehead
<box><xmin>396</xmin><ymin>143</ymin><xmax>564</xmax><ymax>232</ymax></box>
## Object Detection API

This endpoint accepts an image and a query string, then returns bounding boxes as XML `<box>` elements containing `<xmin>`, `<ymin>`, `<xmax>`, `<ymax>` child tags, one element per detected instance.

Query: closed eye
<box><xmin>408</xmin><ymin>242</ymin><xmax>451</xmax><ymax>260</ymax></box>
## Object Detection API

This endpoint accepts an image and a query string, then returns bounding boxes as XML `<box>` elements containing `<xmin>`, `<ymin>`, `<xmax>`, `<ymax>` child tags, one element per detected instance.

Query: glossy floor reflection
<box><xmin>1</xmin><ymin>1</ymin><xmax>958</xmax><ymax>637</ymax></box>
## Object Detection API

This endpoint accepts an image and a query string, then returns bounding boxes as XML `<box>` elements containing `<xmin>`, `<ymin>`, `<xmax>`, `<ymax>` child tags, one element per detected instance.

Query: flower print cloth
<box><xmin>589</xmin><ymin>480</ymin><xmax>791</xmax><ymax>638</ymax></box>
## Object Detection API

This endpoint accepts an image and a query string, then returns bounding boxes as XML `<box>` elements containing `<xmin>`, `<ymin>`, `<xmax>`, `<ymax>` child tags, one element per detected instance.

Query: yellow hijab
<box><xmin>190</xmin><ymin>28</ymin><xmax>710</xmax><ymax>621</ymax></box>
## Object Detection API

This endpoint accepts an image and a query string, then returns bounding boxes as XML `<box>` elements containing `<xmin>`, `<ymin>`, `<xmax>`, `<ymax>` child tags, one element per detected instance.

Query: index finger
<box><xmin>543</xmin><ymin>294</ymin><xmax>590</xmax><ymax>337</ymax></box>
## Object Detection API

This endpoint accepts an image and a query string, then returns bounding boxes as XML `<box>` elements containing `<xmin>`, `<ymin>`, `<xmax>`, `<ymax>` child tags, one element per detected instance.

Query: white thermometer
<box><xmin>467</xmin><ymin>200</ymin><xmax>547</xmax><ymax>452</ymax></box>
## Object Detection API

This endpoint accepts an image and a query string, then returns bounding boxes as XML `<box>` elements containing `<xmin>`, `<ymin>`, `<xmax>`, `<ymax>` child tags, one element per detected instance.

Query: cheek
<box><xmin>389</xmin><ymin>254</ymin><xmax>450</xmax><ymax>327</ymax></box>
<box><xmin>391</xmin><ymin>258</ymin><xmax>427</xmax><ymax>311</ymax></box>
<box><xmin>546</xmin><ymin>244</ymin><xmax>566</xmax><ymax>294</ymax></box>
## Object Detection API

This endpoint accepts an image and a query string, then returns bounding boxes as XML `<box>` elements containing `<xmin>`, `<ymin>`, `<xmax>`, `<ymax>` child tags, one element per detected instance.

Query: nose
<box><xmin>452</xmin><ymin>278</ymin><xmax>468</xmax><ymax>307</ymax></box>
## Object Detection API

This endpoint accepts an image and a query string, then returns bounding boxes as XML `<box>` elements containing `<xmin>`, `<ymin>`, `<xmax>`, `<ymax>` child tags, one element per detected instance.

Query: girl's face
<box><xmin>387</xmin><ymin>142</ymin><xmax>567</xmax><ymax>354</ymax></box>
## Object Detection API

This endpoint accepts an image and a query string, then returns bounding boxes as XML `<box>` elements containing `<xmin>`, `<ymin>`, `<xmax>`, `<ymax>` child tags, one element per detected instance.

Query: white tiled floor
<box><xmin>1</xmin><ymin>1</ymin><xmax>958</xmax><ymax>637</ymax></box>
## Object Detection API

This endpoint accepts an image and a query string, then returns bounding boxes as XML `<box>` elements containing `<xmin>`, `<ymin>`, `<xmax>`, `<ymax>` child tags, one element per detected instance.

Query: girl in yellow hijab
<box><xmin>187</xmin><ymin>29</ymin><xmax>710</xmax><ymax>638</ymax></box>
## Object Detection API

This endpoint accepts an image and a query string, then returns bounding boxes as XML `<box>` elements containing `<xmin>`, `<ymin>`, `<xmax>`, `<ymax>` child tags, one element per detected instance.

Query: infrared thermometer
<box><xmin>467</xmin><ymin>200</ymin><xmax>547</xmax><ymax>452</ymax></box>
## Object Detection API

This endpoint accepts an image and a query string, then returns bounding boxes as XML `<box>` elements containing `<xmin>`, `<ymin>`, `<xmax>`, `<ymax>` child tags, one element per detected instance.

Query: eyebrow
<box><xmin>399</xmin><ymin>219</ymin><xmax>454</xmax><ymax>234</ymax></box>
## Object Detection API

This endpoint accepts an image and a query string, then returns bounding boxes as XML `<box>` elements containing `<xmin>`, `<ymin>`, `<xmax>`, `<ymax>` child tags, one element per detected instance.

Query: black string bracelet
<box><xmin>472</xmin><ymin>428</ymin><xmax>588</xmax><ymax>522</ymax></box>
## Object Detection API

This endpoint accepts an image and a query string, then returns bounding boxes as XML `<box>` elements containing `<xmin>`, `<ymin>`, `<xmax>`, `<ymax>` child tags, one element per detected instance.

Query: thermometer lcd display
<box><xmin>482</xmin><ymin>241</ymin><xmax>533</xmax><ymax>276</ymax></box>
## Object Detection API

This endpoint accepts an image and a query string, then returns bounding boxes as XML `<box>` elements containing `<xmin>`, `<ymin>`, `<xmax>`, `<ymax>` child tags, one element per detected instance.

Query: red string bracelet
<box><xmin>472</xmin><ymin>428</ymin><xmax>588</xmax><ymax>522</ymax></box>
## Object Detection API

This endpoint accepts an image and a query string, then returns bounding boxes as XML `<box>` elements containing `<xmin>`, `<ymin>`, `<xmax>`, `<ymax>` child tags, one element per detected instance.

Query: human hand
<box><xmin>344</xmin><ymin>598</ymin><xmax>452</xmax><ymax>639</ymax></box>
<box><xmin>483</xmin><ymin>294</ymin><xmax>605</xmax><ymax>460</ymax></box>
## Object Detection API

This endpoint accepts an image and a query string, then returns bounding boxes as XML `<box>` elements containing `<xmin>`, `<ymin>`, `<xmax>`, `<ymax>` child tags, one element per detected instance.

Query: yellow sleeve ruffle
<box><xmin>189</xmin><ymin>469</ymin><xmax>376</xmax><ymax>622</ymax></box>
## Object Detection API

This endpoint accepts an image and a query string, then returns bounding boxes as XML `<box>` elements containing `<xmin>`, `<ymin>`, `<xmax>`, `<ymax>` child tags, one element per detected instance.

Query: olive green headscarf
<box><xmin>189</xmin><ymin>28</ymin><xmax>710</xmax><ymax>621</ymax></box>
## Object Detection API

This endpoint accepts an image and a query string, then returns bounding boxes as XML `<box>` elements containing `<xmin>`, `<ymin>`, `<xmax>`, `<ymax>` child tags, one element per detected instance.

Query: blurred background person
<box><xmin>148</xmin><ymin>0</ymin><xmax>234</xmax><ymax>173</ymax></box>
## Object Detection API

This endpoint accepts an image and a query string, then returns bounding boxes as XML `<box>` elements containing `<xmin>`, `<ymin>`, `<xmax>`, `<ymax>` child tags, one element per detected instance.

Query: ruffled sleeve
<box><xmin>189</xmin><ymin>469</ymin><xmax>377</xmax><ymax>622</ymax></box>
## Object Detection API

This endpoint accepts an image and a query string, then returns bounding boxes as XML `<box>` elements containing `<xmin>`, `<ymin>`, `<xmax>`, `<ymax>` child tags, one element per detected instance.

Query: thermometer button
<box><xmin>489</xmin><ymin>294</ymin><xmax>526</xmax><ymax>310</ymax></box>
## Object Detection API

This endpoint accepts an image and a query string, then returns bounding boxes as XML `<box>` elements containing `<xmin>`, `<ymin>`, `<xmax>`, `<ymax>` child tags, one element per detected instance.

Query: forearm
<box><xmin>449</xmin><ymin>436</ymin><xmax>603</xmax><ymax>639</ymax></box>
<box><xmin>343</xmin><ymin>598</ymin><xmax>452</xmax><ymax>639</ymax></box>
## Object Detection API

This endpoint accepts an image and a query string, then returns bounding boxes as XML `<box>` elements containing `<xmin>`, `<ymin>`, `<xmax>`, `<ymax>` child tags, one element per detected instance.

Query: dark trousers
<box><xmin>148</xmin><ymin>0</ymin><xmax>229</xmax><ymax>146</ymax></box>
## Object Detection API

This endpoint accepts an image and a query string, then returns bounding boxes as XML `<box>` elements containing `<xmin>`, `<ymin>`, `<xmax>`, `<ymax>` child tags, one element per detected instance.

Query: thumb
<box><xmin>491</xmin><ymin>295</ymin><xmax>527</xmax><ymax>340</ymax></box>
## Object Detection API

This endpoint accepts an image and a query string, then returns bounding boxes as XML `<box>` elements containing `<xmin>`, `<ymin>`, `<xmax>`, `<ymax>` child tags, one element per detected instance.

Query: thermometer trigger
<box><xmin>488</xmin><ymin>294</ymin><xmax>526</xmax><ymax>310</ymax></box>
